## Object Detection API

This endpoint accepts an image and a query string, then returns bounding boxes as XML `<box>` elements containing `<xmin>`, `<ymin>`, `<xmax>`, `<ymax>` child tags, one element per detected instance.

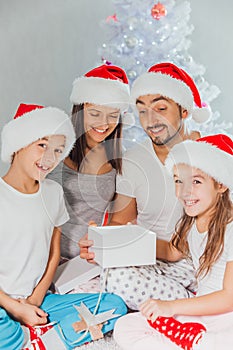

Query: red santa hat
<box><xmin>131</xmin><ymin>62</ymin><xmax>211</xmax><ymax>123</ymax></box>
<box><xmin>1</xmin><ymin>103</ymin><xmax>76</xmax><ymax>163</ymax></box>
<box><xmin>165</xmin><ymin>134</ymin><xmax>233</xmax><ymax>191</ymax></box>
<box><xmin>70</xmin><ymin>64</ymin><xmax>130</xmax><ymax>113</ymax></box>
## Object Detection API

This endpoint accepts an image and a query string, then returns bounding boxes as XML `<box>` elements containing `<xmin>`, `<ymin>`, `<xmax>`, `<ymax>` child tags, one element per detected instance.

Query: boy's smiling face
<box><xmin>14</xmin><ymin>134</ymin><xmax>66</xmax><ymax>181</ymax></box>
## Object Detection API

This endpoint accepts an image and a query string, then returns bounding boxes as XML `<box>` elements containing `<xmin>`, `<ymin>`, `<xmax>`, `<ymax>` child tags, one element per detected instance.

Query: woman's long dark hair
<box><xmin>69</xmin><ymin>104</ymin><xmax>122</xmax><ymax>174</ymax></box>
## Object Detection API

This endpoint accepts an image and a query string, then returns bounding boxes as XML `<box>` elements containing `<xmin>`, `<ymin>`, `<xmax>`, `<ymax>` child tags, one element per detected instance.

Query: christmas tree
<box><xmin>98</xmin><ymin>0</ymin><xmax>232</xmax><ymax>144</ymax></box>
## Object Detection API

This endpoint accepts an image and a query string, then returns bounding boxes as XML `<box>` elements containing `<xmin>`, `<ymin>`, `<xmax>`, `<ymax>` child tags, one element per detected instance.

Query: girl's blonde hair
<box><xmin>172</xmin><ymin>187</ymin><xmax>233</xmax><ymax>278</ymax></box>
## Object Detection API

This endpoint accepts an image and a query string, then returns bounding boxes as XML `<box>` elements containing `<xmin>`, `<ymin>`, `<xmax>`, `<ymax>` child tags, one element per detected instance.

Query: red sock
<box><xmin>148</xmin><ymin>316</ymin><xmax>206</xmax><ymax>350</ymax></box>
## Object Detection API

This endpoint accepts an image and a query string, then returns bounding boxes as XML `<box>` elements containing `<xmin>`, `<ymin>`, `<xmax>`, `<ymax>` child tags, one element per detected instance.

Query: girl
<box><xmin>114</xmin><ymin>134</ymin><xmax>233</xmax><ymax>350</ymax></box>
<box><xmin>0</xmin><ymin>103</ymin><xmax>127</xmax><ymax>350</ymax></box>
<box><xmin>49</xmin><ymin>64</ymin><xmax>130</xmax><ymax>259</ymax></box>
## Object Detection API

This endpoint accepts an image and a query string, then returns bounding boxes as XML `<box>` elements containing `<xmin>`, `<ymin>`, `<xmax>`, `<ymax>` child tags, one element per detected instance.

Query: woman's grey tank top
<box><xmin>48</xmin><ymin>162</ymin><xmax>116</xmax><ymax>258</ymax></box>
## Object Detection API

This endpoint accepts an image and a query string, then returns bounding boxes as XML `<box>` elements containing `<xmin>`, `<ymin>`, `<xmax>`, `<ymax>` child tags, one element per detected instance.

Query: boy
<box><xmin>0</xmin><ymin>103</ymin><xmax>126</xmax><ymax>349</ymax></box>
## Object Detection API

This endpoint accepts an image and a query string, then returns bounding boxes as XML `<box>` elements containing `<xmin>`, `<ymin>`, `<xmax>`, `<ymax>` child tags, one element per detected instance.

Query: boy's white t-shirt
<box><xmin>116</xmin><ymin>139</ymin><xmax>183</xmax><ymax>241</ymax></box>
<box><xmin>188</xmin><ymin>221</ymin><xmax>233</xmax><ymax>296</ymax></box>
<box><xmin>0</xmin><ymin>178</ymin><xmax>69</xmax><ymax>299</ymax></box>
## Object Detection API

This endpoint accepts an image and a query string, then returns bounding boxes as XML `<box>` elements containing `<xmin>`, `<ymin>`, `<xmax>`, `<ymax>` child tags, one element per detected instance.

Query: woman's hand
<box><xmin>140</xmin><ymin>298</ymin><xmax>174</xmax><ymax>323</ymax></box>
<box><xmin>78</xmin><ymin>221</ymin><xmax>97</xmax><ymax>264</ymax></box>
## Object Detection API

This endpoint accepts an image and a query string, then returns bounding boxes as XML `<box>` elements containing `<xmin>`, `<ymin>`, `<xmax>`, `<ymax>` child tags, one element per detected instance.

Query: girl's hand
<box><xmin>78</xmin><ymin>221</ymin><xmax>97</xmax><ymax>264</ymax></box>
<box><xmin>140</xmin><ymin>299</ymin><xmax>174</xmax><ymax>323</ymax></box>
<box><xmin>14</xmin><ymin>301</ymin><xmax>48</xmax><ymax>326</ymax></box>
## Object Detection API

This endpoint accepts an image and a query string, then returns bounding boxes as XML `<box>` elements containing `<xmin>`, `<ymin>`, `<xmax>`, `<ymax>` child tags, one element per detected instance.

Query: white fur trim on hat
<box><xmin>70</xmin><ymin>76</ymin><xmax>130</xmax><ymax>112</ymax></box>
<box><xmin>130</xmin><ymin>72</ymin><xmax>211</xmax><ymax>123</ymax></box>
<box><xmin>165</xmin><ymin>140</ymin><xmax>233</xmax><ymax>191</ymax></box>
<box><xmin>1</xmin><ymin>107</ymin><xmax>76</xmax><ymax>163</ymax></box>
<box><xmin>191</xmin><ymin>106</ymin><xmax>211</xmax><ymax>123</ymax></box>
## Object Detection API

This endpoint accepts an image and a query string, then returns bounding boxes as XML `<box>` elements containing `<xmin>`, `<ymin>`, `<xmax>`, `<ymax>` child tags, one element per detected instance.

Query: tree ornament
<box><xmin>106</xmin><ymin>13</ymin><xmax>118</xmax><ymax>22</ymax></box>
<box><xmin>127</xmin><ymin>70</ymin><xmax>137</xmax><ymax>80</ymax></box>
<box><xmin>101</xmin><ymin>57</ymin><xmax>112</xmax><ymax>65</ymax></box>
<box><xmin>151</xmin><ymin>2</ymin><xmax>167</xmax><ymax>20</ymax></box>
<box><xmin>124</xmin><ymin>35</ymin><xmax>138</xmax><ymax>48</ymax></box>
<box><xmin>195</xmin><ymin>75</ymin><xmax>205</xmax><ymax>85</ymax></box>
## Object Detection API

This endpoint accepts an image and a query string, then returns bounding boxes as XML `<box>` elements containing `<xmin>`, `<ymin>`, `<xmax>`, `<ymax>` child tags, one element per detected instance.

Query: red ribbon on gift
<box><xmin>23</xmin><ymin>323</ymin><xmax>54</xmax><ymax>350</ymax></box>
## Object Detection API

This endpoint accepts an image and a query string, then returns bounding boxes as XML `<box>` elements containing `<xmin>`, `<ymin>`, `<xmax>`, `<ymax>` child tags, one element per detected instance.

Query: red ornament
<box><xmin>151</xmin><ymin>2</ymin><xmax>167</xmax><ymax>20</ymax></box>
<box><xmin>106</xmin><ymin>13</ymin><xmax>118</xmax><ymax>22</ymax></box>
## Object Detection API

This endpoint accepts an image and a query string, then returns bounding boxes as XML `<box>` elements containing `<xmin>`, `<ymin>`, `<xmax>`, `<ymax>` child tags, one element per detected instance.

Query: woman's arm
<box><xmin>140</xmin><ymin>261</ymin><xmax>233</xmax><ymax>322</ymax></box>
<box><xmin>25</xmin><ymin>226</ymin><xmax>61</xmax><ymax>307</ymax></box>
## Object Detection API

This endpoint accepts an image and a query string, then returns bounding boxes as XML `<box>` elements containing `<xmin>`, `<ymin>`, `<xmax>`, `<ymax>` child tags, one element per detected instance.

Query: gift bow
<box><xmin>72</xmin><ymin>302</ymin><xmax>120</xmax><ymax>340</ymax></box>
<box><xmin>74</xmin><ymin>302</ymin><xmax>120</xmax><ymax>326</ymax></box>
<box><xmin>148</xmin><ymin>316</ymin><xmax>206</xmax><ymax>350</ymax></box>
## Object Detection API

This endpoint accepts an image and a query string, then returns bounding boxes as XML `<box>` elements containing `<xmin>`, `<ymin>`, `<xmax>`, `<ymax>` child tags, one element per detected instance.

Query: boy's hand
<box><xmin>14</xmin><ymin>301</ymin><xmax>48</xmax><ymax>326</ymax></box>
<box><xmin>19</xmin><ymin>295</ymin><xmax>41</xmax><ymax>308</ymax></box>
<box><xmin>78</xmin><ymin>221</ymin><xmax>97</xmax><ymax>264</ymax></box>
<box><xmin>140</xmin><ymin>299</ymin><xmax>174</xmax><ymax>323</ymax></box>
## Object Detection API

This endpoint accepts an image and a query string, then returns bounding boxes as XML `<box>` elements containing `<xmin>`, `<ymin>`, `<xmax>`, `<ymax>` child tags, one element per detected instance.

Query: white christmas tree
<box><xmin>98</xmin><ymin>0</ymin><xmax>232</xmax><ymax>144</ymax></box>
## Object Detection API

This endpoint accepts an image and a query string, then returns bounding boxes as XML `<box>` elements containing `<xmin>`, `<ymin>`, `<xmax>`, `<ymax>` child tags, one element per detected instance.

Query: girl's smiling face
<box><xmin>84</xmin><ymin>103</ymin><xmax>120</xmax><ymax>147</ymax></box>
<box><xmin>173</xmin><ymin>163</ymin><xmax>226</xmax><ymax>224</ymax></box>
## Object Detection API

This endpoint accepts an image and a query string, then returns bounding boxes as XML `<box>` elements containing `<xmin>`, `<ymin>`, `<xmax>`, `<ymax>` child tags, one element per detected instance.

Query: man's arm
<box><xmin>109</xmin><ymin>193</ymin><xmax>137</xmax><ymax>225</ymax></box>
<box><xmin>156</xmin><ymin>239</ymin><xmax>184</xmax><ymax>262</ymax></box>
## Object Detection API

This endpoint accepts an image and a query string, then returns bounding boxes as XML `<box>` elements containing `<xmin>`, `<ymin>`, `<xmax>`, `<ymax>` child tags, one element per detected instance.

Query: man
<box><xmin>80</xmin><ymin>62</ymin><xmax>210</xmax><ymax>309</ymax></box>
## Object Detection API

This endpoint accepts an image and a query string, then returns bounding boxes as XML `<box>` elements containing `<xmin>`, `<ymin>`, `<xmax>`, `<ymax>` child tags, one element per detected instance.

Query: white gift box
<box><xmin>53</xmin><ymin>256</ymin><xmax>101</xmax><ymax>294</ymax></box>
<box><xmin>88</xmin><ymin>225</ymin><xmax>156</xmax><ymax>268</ymax></box>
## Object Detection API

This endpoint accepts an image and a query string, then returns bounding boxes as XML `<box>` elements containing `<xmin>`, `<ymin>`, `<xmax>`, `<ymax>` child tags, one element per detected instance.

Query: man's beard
<box><xmin>150</xmin><ymin>118</ymin><xmax>183</xmax><ymax>146</ymax></box>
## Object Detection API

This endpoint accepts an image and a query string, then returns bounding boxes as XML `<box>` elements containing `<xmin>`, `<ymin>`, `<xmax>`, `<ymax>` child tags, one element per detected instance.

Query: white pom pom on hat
<box><xmin>1</xmin><ymin>103</ymin><xmax>76</xmax><ymax>163</ymax></box>
<box><xmin>130</xmin><ymin>62</ymin><xmax>211</xmax><ymax>124</ymax></box>
<box><xmin>165</xmin><ymin>134</ymin><xmax>233</xmax><ymax>191</ymax></box>
<box><xmin>70</xmin><ymin>64</ymin><xmax>130</xmax><ymax>114</ymax></box>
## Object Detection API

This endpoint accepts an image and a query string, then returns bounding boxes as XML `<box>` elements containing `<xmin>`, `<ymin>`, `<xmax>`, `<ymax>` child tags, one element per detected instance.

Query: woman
<box><xmin>49</xmin><ymin>64</ymin><xmax>130</xmax><ymax>259</ymax></box>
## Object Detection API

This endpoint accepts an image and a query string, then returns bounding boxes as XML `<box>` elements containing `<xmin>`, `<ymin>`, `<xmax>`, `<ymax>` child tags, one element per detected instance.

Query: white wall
<box><xmin>0</xmin><ymin>0</ymin><xmax>232</xmax><ymax>175</ymax></box>
<box><xmin>190</xmin><ymin>0</ymin><xmax>233</xmax><ymax>129</ymax></box>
